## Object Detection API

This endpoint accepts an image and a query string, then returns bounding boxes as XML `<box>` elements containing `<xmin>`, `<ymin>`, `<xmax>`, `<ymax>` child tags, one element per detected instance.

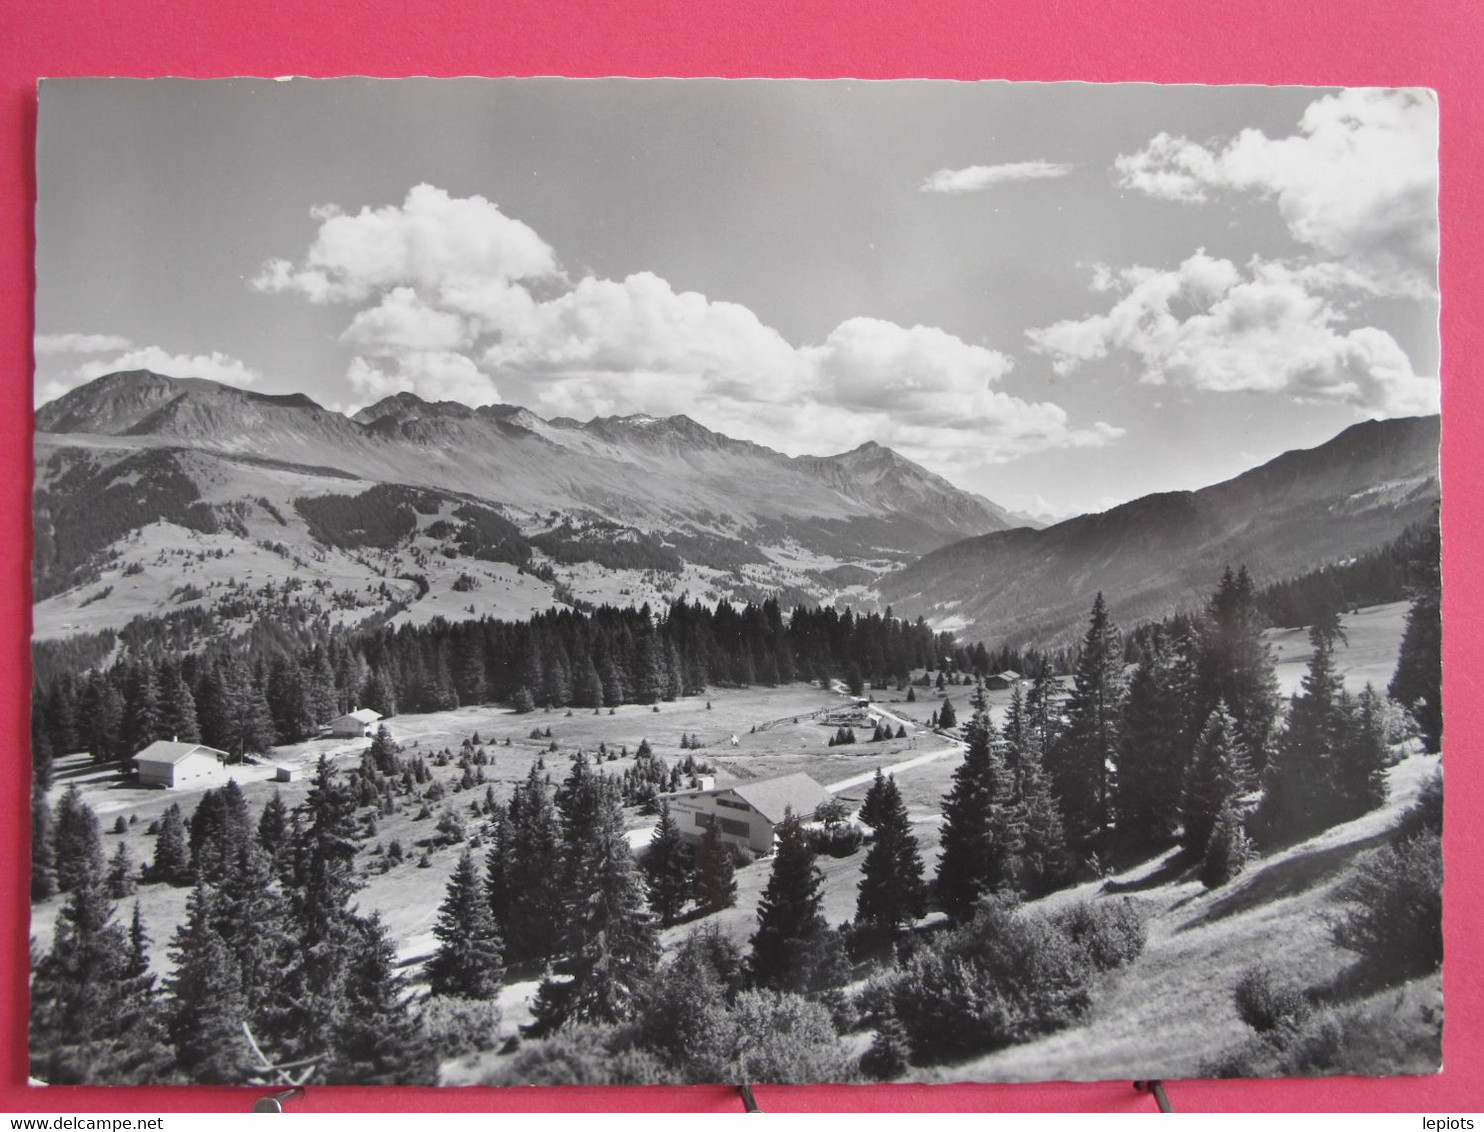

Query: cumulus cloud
<box><xmin>253</xmin><ymin>183</ymin><xmax>560</xmax><ymax>303</ymax></box>
<box><xmin>34</xmin><ymin>332</ymin><xmax>134</xmax><ymax>356</ymax></box>
<box><xmin>1115</xmin><ymin>88</ymin><xmax>1438</xmax><ymax>297</ymax></box>
<box><xmin>340</xmin><ymin>287</ymin><xmax>472</xmax><ymax>353</ymax></box>
<box><xmin>1027</xmin><ymin>250</ymin><xmax>1438</xmax><ymax>416</ymax></box>
<box><xmin>254</xmin><ymin>186</ymin><xmax>1121</xmax><ymax>466</ymax></box>
<box><xmin>921</xmin><ymin>160</ymin><xmax>1074</xmax><ymax>193</ymax></box>
<box><xmin>36</xmin><ymin>344</ymin><xmax>263</xmax><ymax>407</ymax></box>
<box><xmin>348</xmin><ymin>351</ymin><xmax>499</xmax><ymax>408</ymax></box>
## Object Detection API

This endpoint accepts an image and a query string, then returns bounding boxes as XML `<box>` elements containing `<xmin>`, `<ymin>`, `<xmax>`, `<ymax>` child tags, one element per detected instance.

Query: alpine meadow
<box><xmin>28</xmin><ymin>78</ymin><xmax>1443</xmax><ymax>1087</ymax></box>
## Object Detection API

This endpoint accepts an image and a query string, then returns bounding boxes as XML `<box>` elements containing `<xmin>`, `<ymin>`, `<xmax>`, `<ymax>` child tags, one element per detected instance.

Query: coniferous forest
<box><xmin>28</xmin><ymin>538</ymin><xmax>1444</xmax><ymax>1084</ymax></box>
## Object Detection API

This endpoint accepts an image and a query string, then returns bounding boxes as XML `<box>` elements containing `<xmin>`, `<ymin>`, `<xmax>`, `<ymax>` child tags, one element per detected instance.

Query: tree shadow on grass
<box><xmin>1101</xmin><ymin>848</ymin><xmax>1199</xmax><ymax>894</ymax></box>
<box><xmin>1173</xmin><ymin>829</ymin><xmax>1394</xmax><ymax>934</ymax></box>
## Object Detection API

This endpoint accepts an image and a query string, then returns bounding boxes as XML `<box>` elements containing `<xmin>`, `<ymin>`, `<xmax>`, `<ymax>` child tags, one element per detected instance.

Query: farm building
<box><xmin>666</xmin><ymin>772</ymin><xmax>833</xmax><ymax>854</ymax></box>
<box><xmin>984</xmin><ymin>670</ymin><xmax>1023</xmax><ymax>690</ymax></box>
<box><xmin>328</xmin><ymin>707</ymin><xmax>383</xmax><ymax>738</ymax></box>
<box><xmin>133</xmin><ymin>740</ymin><xmax>233</xmax><ymax>789</ymax></box>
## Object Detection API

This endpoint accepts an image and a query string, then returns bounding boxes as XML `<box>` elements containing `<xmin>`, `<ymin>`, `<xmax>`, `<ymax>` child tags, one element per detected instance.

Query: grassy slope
<box><xmin>920</xmin><ymin>751</ymin><xmax>1440</xmax><ymax>1083</ymax></box>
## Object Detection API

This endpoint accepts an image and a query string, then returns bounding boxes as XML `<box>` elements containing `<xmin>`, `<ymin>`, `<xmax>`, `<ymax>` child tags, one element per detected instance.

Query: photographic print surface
<box><xmin>29</xmin><ymin>78</ymin><xmax>1442</xmax><ymax>1086</ymax></box>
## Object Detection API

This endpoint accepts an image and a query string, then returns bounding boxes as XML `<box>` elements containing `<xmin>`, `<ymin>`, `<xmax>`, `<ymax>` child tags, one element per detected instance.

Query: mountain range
<box><xmin>32</xmin><ymin>370</ymin><xmax>1439</xmax><ymax>650</ymax></box>
<box><xmin>878</xmin><ymin>415</ymin><xmax>1441</xmax><ymax>646</ymax></box>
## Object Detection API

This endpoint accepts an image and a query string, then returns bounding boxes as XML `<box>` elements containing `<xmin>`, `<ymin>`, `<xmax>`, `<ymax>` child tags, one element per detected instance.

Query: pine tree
<box><xmin>1052</xmin><ymin>593</ymin><xmax>1126</xmax><ymax>844</ymax></box>
<box><xmin>122</xmin><ymin>662</ymin><xmax>163</xmax><ymax>761</ymax></box>
<box><xmin>1180</xmin><ymin>701</ymin><xmax>1247</xmax><ymax>857</ymax></box>
<box><xmin>426</xmin><ymin>849</ymin><xmax>505</xmax><ymax>999</ymax></box>
<box><xmin>164</xmin><ymin>883</ymin><xmax>254</xmax><ymax>1082</ymax></box>
<box><xmin>488</xmin><ymin>762</ymin><xmax>563</xmax><ymax>965</ymax></box>
<box><xmin>644</xmin><ymin>800</ymin><xmax>691</xmax><ymax>927</ymax></box>
<box><xmin>937</xmin><ymin>698</ymin><xmax>957</xmax><ymax>729</ymax></box>
<box><xmin>32</xmin><ymin>872</ymin><xmax>169</xmax><ymax>1084</ymax></box>
<box><xmin>213</xmin><ymin>841</ymin><xmax>299</xmax><ymax>1048</ymax></box>
<box><xmin>1200</xmin><ymin>802</ymin><xmax>1254</xmax><ymax>889</ymax></box>
<box><xmin>80</xmin><ymin>672</ymin><xmax>125</xmax><ymax>767</ymax></box>
<box><xmin>749</xmin><ymin>810</ymin><xmax>829</xmax><ymax>989</ymax></box>
<box><xmin>855</xmin><ymin>774</ymin><xmax>926</xmax><ymax>938</ymax></box>
<box><xmin>53</xmin><ymin>784</ymin><xmax>105</xmax><ymax>893</ymax></box>
<box><xmin>256</xmin><ymin>790</ymin><xmax>291</xmax><ymax>870</ymax></box>
<box><xmin>1390</xmin><ymin>516</ymin><xmax>1441</xmax><ymax>753</ymax></box>
<box><xmin>1197</xmin><ymin>567</ymin><xmax>1280</xmax><ymax>779</ymax></box>
<box><xmin>1334</xmin><ymin>686</ymin><xmax>1391</xmax><ymax>821</ymax></box>
<box><xmin>935</xmin><ymin>687</ymin><xmax>1017</xmax><ymax>921</ymax></box>
<box><xmin>159</xmin><ymin>661</ymin><xmax>201</xmax><ymax>743</ymax></box>
<box><xmin>189</xmin><ymin>781</ymin><xmax>254</xmax><ymax>884</ymax></box>
<box><xmin>106</xmin><ymin>841</ymin><xmax>138</xmax><ymax>899</ymax></box>
<box><xmin>527</xmin><ymin>764</ymin><xmax>659</xmax><ymax>1033</ymax></box>
<box><xmin>282</xmin><ymin>756</ymin><xmax>364</xmax><ymax>1065</ymax></box>
<box><xmin>1000</xmin><ymin>691</ymin><xmax>1070</xmax><ymax>899</ymax></box>
<box><xmin>692</xmin><ymin>822</ymin><xmax>738</xmax><ymax>914</ymax></box>
<box><xmin>32</xmin><ymin>781</ymin><xmax>56</xmax><ymax>901</ymax></box>
<box><xmin>324</xmin><ymin>914</ymin><xmax>436</xmax><ymax>1084</ymax></box>
<box><xmin>149</xmin><ymin>802</ymin><xmax>192</xmax><ymax>886</ymax></box>
<box><xmin>1256</xmin><ymin>613</ymin><xmax>1347</xmax><ymax>844</ymax></box>
<box><xmin>1114</xmin><ymin>628</ymin><xmax>1197</xmax><ymax>848</ymax></box>
<box><xmin>857</xmin><ymin>768</ymin><xmax>890</xmax><ymax>831</ymax></box>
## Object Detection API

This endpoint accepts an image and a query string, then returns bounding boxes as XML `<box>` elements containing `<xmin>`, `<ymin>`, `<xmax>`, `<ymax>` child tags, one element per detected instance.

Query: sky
<box><xmin>33</xmin><ymin>78</ymin><xmax>1439</xmax><ymax>519</ymax></box>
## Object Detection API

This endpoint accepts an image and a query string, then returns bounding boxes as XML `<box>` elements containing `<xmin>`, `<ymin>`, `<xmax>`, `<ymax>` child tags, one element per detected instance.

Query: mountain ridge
<box><xmin>876</xmin><ymin>414</ymin><xmax>1441</xmax><ymax>647</ymax></box>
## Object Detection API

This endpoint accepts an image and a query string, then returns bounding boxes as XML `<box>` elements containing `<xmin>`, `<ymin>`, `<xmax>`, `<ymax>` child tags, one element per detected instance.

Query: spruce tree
<box><xmin>32</xmin><ymin>781</ymin><xmax>56</xmax><ymax>901</ymax></box>
<box><xmin>528</xmin><ymin>764</ymin><xmax>659</xmax><ymax>1033</ymax></box>
<box><xmin>857</xmin><ymin>768</ymin><xmax>890</xmax><ymax>831</ymax></box>
<box><xmin>1200</xmin><ymin>802</ymin><xmax>1254</xmax><ymax>889</ymax></box>
<box><xmin>1180</xmin><ymin>701</ymin><xmax>1247</xmax><ymax>857</ymax></box>
<box><xmin>1334</xmin><ymin>686</ymin><xmax>1391</xmax><ymax>821</ymax></box>
<box><xmin>1052</xmin><ymin>592</ymin><xmax>1126</xmax><ymax>844</ymax></box>
<box><xmin>1256</xmin><ymin>613</ymin><xmax>1347</xmax><ymax>844</ymax></box>
<box><xmin>937</xmin><ymin>698</ymin><xmax>957</xmax><ymax>729</ymax></box>
<box><xmin>1389</xmin><ymin>516</ymin><xmax>1441</xmax><ymax>752</ymax></box>
<box><xmin>324</xmin><ymin>914</ymin><xmax>436</xmax><ymax>1084</ymax></box>
<box><xmin>1114</xmin><ymin>628</ymin><xmax>1197</xmax><ymax>848</ymax></box>
<box><xmin>122</xmin><ymin>662</ymin><xmax>163</xmax><ymax>762</ymax></box>
<box><xmin>52</xmin><ymin>784</ymin><xmax>105</xmax><ymax>893</ymax></box>
<box><xmin>164</xmin><ymin>883</ymin><xmax>254</xmax><ymax>1082</ymax></box>
<box><xmin>749</xmin><ymin>809</ymin><xmax>829</xmax><ymax>988</ymax></box>
<box><xmin>693</xmin><ymin>823</ymin><xmax>738</xmax><ymax>914</ymax></box>
<box><xmin>159</xmin><ymin>661</ymin><xmax>200</xmax><ymax>743</ymax></box>
<box><xmin>1197</xmin><ymin>567</ymin><xmax>1280</xmax><ymax>779</ymax></box>
<box><xmin>426</xmin><ymin>849</ymin><xmax>505</xmax><ymax>999</ymax></box>
<box><xmin>644</xmin><ymin>799</ymin><xmax>692</xmax><ymax>927</ymax></box>
<box><xmin>106</xmin><ymin>841</ymin><xmax>138</xmax><ymax>899</ymax></box>
<box><xmin>32</xmin><ymin>873</ymin><xmax>170</xmax><ymax>1084</ymax></box>
<box><xmin>935</xmin><ymin>686</ymin><xmax>1017</xmax><ymax>921</ymax></box>
<box><xmin>150</xmin><ymin>802</ymin><xmax>192</xmax><ymax>886</ymax></box>
<box><xmin>282</xmin><ymin>756</ymin><xmax>364</xmax><ymax>1065</ymax></box>
<box><xmin>855</xmin><ymin>774</ymin><xmax>926</xmax><ymax>938</ymax></box>
<box><xmin>488</xmin><ymin>762</ymin><xmax>563</xmax><ymax>965</ymax></box>
<box><xmin>256</xmin><ymin>790</ymin><xmax>291</xmax><ymax>870</ymax></box>
<box><xmin>189</xmin><ymin>781</ymin><xmax>253</xmax><ymax>884</ymax></box>
<box><xmin>212</xmin><ymin>841</ymin><xmax>299</xmax><ymax>1049</ymax></box>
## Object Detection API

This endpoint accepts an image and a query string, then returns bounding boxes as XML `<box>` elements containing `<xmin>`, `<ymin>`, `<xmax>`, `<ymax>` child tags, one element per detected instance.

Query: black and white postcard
<box><xmin>28</xmin><ymin>78</ymin><xmax>1442</xmax><ymax>1086</ymax></box>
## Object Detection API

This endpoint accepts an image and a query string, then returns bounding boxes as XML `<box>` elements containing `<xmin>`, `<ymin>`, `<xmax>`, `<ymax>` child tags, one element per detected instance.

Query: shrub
<box><xmin>884</xmin><ymin>903</ymin><xmax>1094</xmax><ymax>1064</ymax></box>
<box><xmin>1395</xmin><ymin>767</ymin><xmax>1442</xmax><ymax>840</ymax></box>
<box><xmin>859</xmin><ymin>1014</ymin><xmax>910</xmax><ymax>1081</ymax></box>
<box><xmin>418</xmin><ymin>996</ymin><xmax>503</xmax><ymax>1059</ymax></box>
<box><xmin>1053</xmin><ymin>899</ymin><xmax>1147</xmax><ymax>972</ymax></box>
<box><xmin>1331</xmin><ymin>830</ymin><xmax>1442</xmax><ymax>979</ymax></box>
<box><xmin>1233</xmin><ymin>967</ymin><xmax>1311</xmax><ymax>1034</ymax></box>
<box><xmin>808</xmin><ymin>824</ymin><xmax>864</xmax><ymax>858</ymax></box>
<box><xmin>482</xmin><ymin>1026</ymin><xmax>675</xmax><ymax>1085</ymax></box>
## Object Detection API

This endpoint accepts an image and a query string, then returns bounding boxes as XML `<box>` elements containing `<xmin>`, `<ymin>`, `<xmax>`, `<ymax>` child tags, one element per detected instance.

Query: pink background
<box><xmin>0</xmin><ymin>0</ymin><xmax>1478</xmax><ymax>1113</ymax></box>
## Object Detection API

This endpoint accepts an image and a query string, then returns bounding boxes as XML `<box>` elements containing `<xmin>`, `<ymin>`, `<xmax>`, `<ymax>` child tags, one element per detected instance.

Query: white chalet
<box><xmin>329</xmin><ymin>708</ymin><xmax>383</xmax><ymax>738</ymax></box>
<box><xmin>666</xmin><ymin>772</ymin><xmax>833</xmax><ymax>855</ymax></box>
<box><xmin>133</xmin><ymin>740</ymin><xmax>233</xmax><ymax>789</ymax></box>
